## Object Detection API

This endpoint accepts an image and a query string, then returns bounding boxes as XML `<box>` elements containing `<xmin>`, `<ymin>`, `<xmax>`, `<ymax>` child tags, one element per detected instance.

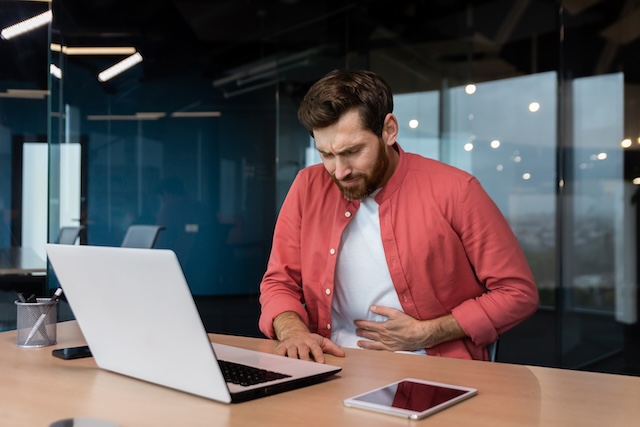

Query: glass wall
<box><xmin>1</xmin><ymin>0</ymin><xmax>638</xmax><ymax>375</ymax></box>
<box><xmin>0</xmin><ymin>0</ymin><xmax>50</xmax><ymax>331</ymax></box>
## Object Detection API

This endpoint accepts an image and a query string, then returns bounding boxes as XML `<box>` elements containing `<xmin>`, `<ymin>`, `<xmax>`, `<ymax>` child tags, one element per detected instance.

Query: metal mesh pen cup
<box><xmin>15</xmin><ymin>298</ymin><xmax>58</xmax><ymax>348</ymax></box>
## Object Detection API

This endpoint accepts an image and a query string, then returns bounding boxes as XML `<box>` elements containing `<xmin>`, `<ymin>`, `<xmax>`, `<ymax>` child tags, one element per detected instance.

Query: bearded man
<box><xmin>258</xmin><ymin>70</ymin><xmax>539</xmax><ymax>363</ymax></box>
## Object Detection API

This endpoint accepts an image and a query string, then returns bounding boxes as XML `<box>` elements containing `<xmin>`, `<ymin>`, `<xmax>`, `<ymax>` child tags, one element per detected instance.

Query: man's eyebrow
<box><xmin>316</xmin><ymin>143</ymin><xmax>364</xmax><ymax>155</ymax></box>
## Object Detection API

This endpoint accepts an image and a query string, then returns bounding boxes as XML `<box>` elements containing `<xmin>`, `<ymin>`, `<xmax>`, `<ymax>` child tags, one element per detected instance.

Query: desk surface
<box><xmin>0</xmin><ymin>247</ymin><xmax>47</xmax><ymax>275</ymax></box>
<box><xmin>1</xmin><ymin>321</ymin><xmax>639</xmax><ymax>427</ymax></box>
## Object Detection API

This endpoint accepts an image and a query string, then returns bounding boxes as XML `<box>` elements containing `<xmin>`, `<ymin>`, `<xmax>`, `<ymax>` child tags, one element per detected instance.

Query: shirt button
<box><xmin>344</xmin><ymin>211</ymin><xmax>351</xmax><ymax>218</ymax></box>
<box><xmin>325</xmin><ymin>288</ymin><xmax>331</xmax><ymax>295</ymax></box>
<box><xmin>327</xmin><ymin>324</ymin><xmax>331</xmax><ymax>330</ymax></box>
<box><xmin>330</xmin><ymin>248</ymin><xmax>336</xmax><ymax>255</ymax></box>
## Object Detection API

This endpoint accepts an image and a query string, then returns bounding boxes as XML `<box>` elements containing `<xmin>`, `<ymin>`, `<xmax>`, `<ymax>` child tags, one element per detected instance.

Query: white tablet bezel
<box><xmin>343</xmin><ymin>378</ymin><xmax>477</xmax><ymax>420</ymax></box>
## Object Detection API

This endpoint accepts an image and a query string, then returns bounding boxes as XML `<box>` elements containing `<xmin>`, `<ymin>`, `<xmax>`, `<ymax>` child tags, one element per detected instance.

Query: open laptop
<box><xmin>44</xmin><ymin>244</ymin><xmax>341</xmax><ymax>403</ymax></box>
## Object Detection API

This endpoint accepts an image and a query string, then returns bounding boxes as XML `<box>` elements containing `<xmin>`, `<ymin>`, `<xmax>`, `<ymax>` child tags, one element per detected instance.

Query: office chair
<box><xmin>487</xmin><ymin>340</ymin><xmax>499</xmax><ymax>362</ymax></box>
<box><xmin>121</xmin><ymin>225</ymin><xmax>165</xmax><ymax>249</ymax></box>
<box><xmin>58</xmin><ymin>226</ymin><xmax>84</xmax><ymax>245</ymax></box>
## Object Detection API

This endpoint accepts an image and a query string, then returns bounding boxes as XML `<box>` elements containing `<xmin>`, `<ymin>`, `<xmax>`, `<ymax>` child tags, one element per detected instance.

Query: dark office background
<box><xmin>1</xmin><ymin>0</ymin><xmax>639</xmax><ymax>376</ymax></box>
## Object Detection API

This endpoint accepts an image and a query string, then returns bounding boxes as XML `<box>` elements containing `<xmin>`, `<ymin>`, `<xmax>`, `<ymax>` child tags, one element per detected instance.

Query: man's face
<box><xmin>314</xmin><ymin>110</ymin><xmax>392</xmax><ymax>201</ymax></box>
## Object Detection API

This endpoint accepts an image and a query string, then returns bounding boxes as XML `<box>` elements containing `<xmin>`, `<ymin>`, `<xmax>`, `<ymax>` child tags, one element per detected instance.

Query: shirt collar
<box><xmin>375</xmin><ymin>142</ymin><xmax>407</xmax><ymax>204</ymax></box>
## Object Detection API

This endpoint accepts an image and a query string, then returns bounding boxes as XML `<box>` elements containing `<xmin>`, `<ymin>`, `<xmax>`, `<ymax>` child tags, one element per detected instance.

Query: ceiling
<box><xmin>2</xmin><ymin>0</ymin><xmax>640</xmax><ymax>93</ymax></box>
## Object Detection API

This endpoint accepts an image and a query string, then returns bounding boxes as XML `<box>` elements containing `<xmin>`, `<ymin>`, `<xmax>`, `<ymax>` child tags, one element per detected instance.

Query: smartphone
<box><xmin>52</xmin><ymin>345</ymin><xmax>93</xmax><ymax>360</ymax></box>
<box><xmin>343</xmin><ymin>378</ymin><xmax>477</xmax><ymax>420</ymax></box>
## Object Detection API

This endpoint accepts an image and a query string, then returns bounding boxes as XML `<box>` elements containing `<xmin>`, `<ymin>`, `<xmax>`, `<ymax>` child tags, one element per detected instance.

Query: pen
<box><xmin>23</xmin><ymin>288</ymin><xmax>63</xmax><ymax>346</ymax></box>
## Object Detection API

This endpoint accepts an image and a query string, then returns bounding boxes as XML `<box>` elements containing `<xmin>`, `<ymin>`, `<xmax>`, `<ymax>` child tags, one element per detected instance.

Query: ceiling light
<box><xmin>171</xmin><ymin>111</ymin><xmax>222</xmax><ymax>118</ymax></box>
<box><xmin>1</xmin><ymin>10</ymin><xmax>52</xmax><ymax>40</ymax></box>
<box><xmin>528</xmin><ymin>102</ymin><xmax>540</xmax><ymax>112</ymax></box>
<box><xmin>408</xmin><ymin>119</ymin><xmax>419</xmax><ymax>129</ymax></box>
<box><xmin>0</xmin><ymin>89</ymin><xmax>49</xmax><ymax>99</ymax></box>
<box><xmin>50</xmin><ymin>64</ymin><xmax>62</xmax><ymax>79</ymax></box>
<box><xmin>51</xmin><ymin>43</ymin><xmax>137</xmax><ymax>56</ymax></box>
<box><xmin>490</xmin><ymin>139</ymin><xmax>501</xmax><ymax>149</ymax></box>
<box><xmin>87</xmin><ymin>112</ymin><xmax>165</xmax><ymax>121</ymax></box>
<box><xmin>621</xmin><ymin>138</ymin><xmax>632</xmax><ymax>148</ymax></box>
<box><xmin>464</xmin><ymin>84</ymin><xmax>476</xmax><ymax>95</ymax></box>
<box><xmin>97</xmin><ymin>52</ymin><xmax>143</xmax><ymax>82</ymax></box>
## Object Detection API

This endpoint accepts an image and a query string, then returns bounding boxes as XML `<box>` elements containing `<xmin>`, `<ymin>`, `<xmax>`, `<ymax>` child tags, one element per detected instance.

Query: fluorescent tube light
<box><xmin>51</xmin><ymin>43</ymin><xmax>137</xmax><ymax>56</ymax></box>
<box><xmin>0</xmin><ymin>89</ymin><xmax>49</xmax><ymax>99</ymax></box>
<box><xmin>170</xmin><ymin>111</ymin><xmax>222</xmax><ymax>118</ymax></box>
<box><xmin>97</xmin><ymin>52</ymin><xmax>143</xmax><ymax>82</ymax></box>
<box><xmin>87</xmin><ymin>112</ymin><xmax>165</xmax><ymax>121</ymax></box>
<box><xmin>50</xmin><ymin>64</ymin><xmax>62</xmax><ymax>79</ymax></box>
<box><xmin>1</xmin><ymin>10</ymin><xmax>52</xmax><ymax>40</ymax></box>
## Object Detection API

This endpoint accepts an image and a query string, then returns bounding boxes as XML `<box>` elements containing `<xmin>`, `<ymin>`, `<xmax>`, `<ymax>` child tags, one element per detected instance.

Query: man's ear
<box><xmin>382</xmin><ymin>113</ymin><xmax>399</xmax><ymax>146</ymax></box>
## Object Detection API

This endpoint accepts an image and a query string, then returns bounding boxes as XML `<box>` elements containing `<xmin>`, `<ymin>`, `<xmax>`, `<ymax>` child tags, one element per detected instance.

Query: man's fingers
<box><xmin>276</xmin><ymin>334</ymin><xmax>345</xmax><ymax>363</ymax></box>
<box><xmin>309</xmin><ymin>345</ymin><xmax>326</xmax><ymax>364</ymax></box>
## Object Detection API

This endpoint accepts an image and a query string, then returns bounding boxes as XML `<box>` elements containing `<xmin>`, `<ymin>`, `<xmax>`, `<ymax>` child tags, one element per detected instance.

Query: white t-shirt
<box><xmin>331</xmin><ymin>191</ymin><xmax>412</xmax><ymax>350</ymax></box>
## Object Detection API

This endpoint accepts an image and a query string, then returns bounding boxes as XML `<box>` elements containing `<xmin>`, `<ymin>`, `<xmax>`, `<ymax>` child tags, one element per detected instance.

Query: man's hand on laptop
<box><xmin>274</xmin><ymin>312</ymin><xmax>345</xmax><ymax>364</ymax></box>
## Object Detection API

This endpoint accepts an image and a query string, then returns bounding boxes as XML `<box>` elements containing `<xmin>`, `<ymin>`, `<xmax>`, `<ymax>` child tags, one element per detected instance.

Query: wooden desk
<box><xmin>0</xmin><ymin>247</ymin><xmax>47</xmax><ymax>275</ymax></box>
<box><xmin>1</xmin><ymin>321</ymin><xmax>639</xmax><ymax>427</ymax></box>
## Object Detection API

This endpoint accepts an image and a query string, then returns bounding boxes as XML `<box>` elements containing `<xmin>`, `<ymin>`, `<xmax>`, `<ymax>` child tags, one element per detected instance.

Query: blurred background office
<box><xmin>0</xmin><ymin>0</ymin><xmax>638</xmax><ymax>376</ymax></box>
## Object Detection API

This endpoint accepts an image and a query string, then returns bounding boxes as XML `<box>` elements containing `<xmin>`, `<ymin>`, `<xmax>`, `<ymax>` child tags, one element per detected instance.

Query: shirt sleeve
<box><xmin>450</xmin><ymin>177</ymin><xmax>539</xmax><ymax>347</ymax></box>
<box><xmin>258</xmin><ymin>173</ymin><xmax>310</xmax><ymax>338</ymax></box>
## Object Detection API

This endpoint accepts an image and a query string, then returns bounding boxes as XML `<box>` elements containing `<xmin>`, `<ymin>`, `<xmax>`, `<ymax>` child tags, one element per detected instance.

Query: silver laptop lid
<box><xmin>45</xmin><ymin>244</ymin><xmax>233</xmax><ymax>402</ymax></box>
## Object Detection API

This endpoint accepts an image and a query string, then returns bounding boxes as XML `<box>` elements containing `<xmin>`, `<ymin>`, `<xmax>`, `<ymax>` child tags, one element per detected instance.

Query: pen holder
<box><xmin>15</xmin><ymin>298</ymin><xmax>58</xmax><ymax>348</ymax></box>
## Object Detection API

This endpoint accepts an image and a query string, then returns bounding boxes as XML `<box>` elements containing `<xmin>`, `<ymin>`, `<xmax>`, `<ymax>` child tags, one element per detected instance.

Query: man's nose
<box><xmin>333</xmin><ymin>157</ymin><xmax>352</xmax><ymax>181</ymax></box>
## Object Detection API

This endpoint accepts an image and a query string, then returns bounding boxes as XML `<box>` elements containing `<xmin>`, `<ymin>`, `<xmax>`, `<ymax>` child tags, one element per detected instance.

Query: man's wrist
<box><xmin>421</xmin><ymin>314</ymin><xmax>466</xmax><ymax>348</ymax></box>
<box><xmin>273</xmin><ymin>311</ymin><xmax>309</xmax><ymax>341</ymax></box>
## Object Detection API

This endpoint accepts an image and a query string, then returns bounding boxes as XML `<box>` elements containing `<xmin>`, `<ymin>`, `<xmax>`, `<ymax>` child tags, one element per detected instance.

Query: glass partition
<box><xmin>1</xmin><ymin>0</ymin><xmax>638</xmax><ymax>375</ymax></box>
<box><xmin>0</xmin><ymin>0</ymin><xmax>51</xmax><ymax>331</ymax></box>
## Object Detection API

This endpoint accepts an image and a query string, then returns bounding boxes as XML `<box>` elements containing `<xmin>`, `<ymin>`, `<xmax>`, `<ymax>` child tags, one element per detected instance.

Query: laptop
<box><xmin>44</xmin><ymin>244</ymin><xmax>341</xmax><ymax>403</ymax></box>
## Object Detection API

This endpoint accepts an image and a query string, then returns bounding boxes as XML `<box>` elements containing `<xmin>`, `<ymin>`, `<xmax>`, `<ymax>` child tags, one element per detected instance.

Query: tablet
<box><xmin>343</xmin><ymin>378</ymin><xmax>477</xmax><ymax>420</ymax></box>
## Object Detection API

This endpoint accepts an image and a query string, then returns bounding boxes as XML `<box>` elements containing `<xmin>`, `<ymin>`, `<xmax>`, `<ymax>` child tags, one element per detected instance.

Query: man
<box><xmin>259</xmin><ymin>70</ymin><xmax>539</xmax><ymax>363</ymax></box>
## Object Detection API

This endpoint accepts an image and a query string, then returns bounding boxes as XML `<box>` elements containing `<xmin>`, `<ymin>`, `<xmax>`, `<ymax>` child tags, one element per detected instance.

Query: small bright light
<box><xmin>637</xmin><ymin>137</ymin><xmax>640</xmax><ymax>144</ymax></box>
<box><xmin>468</xmin><ymin>114</ymin><xmax>474</xmax><ymax>120</ymax></box>
<box><xmin>597</xmin><ymin>152</ymin><xmax>607</xmax><ymax>160</ymax></box>
<box><xmin>50</xmin><ymin>64</ymin><xmax>62</xmax><ymax>80</ymax></box>
<box><xmin>522</xmin><ymin>173</ymin><xmax>531</xmax><ymax>180</ymax></box>
<box><xmin>490</xmin><ymin>139</ymin><xmax>501</xmax><ymax>149</ymax></box>
<box><xmin>579</xmin><ymin>163</ymin><xmax>588</xmax><ymax>169</ymax></box>
<box><xmin>513</xmin><ymin>155</ymin><xmax>522</xmax><ymax>163</ymax></box>
<box><xmin>465</xmin><ymin>84</ymin><xmax>476</xmax><ymax>95</ymax></box>
<box><xmin>98</xmin><ymin>52</ymin><xmax>143</xmax><ymax>82</ymax></box>
<box><xmin>622</xmin><ymin>139</ymin><xmax>632</xmax><ymax>148</ymax></box>
<box><xmin>1</xmin><ymin>10</ymin><xmax>52</xmax><ymax>40</ymax></box>
<box><xmin>633</xmin><ymin>177</ymin><xmax>640</xmax><ymax>185</ymax></box>
<box><xmin>496</xmin><ymin>164</ymin><xmax>503</xmax><ymax>172</ymax></box>
<box><xmin>464</xmin><ymin>143</ymin><xmax>474</xmax><ymax>151</ymax></box>
<box><xmin>528</xmin><ymin>102</ymin><xmax>540</xmax><ymax>112</ymax></box>
<box><xmin>409</xmin><ymin>119</ymin><xmax>419</xmax><ymax>129</ymax></box>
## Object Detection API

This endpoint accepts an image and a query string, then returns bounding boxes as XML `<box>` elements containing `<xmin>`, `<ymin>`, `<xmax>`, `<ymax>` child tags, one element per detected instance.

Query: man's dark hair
<box><xmin>297</xmin><ymin>70</ymin><xmax>394</xmax><ymax>137</ymax></box>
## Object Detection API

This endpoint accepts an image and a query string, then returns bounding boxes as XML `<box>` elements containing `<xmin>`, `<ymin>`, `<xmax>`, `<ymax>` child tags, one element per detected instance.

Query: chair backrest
<box><xmin>121</xmin><ymin>225</ymin><xmax>165</xmax><ymax>249</ymax></box>
<box><xmin>487</xmin><ymin>340</ymin><xmax>499</xmax><ymax>362</ymax></box>
<box><xmin>58</xmin><ymin>226</ymin><xmax>84</xmax><ymax>245</ymax></box>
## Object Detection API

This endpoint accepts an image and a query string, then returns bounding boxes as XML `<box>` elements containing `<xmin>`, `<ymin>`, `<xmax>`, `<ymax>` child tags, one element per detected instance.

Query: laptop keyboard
<box><xmin>218</xmin><ymin>360</ymin><xmax>292</xmax><ymax>387</ymax></box>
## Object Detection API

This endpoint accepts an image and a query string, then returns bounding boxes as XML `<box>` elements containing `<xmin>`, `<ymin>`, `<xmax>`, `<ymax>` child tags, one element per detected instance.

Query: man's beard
<box><xmin>332</xmin><ymin>140</ymin><xmax>389</xmax><ymax>201</ymax></box>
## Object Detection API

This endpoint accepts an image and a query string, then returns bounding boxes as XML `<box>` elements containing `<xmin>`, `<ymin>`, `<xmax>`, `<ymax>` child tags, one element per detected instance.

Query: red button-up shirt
<box><xmin>259</xmin><ymin>144</ymin><xmax>539</xmax><ymax>360</ymax></box>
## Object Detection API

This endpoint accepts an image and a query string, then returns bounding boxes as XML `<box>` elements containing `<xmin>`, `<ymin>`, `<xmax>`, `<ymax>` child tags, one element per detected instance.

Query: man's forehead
<box><xmin>313</xmin><ymin>111</ymin><xmax>375</xmax><ymax>152</ymax></box>
<box><xmin>314</xmin><ymin>133</ymin><xmax>372</xmax><ymax>153</ymax></box>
